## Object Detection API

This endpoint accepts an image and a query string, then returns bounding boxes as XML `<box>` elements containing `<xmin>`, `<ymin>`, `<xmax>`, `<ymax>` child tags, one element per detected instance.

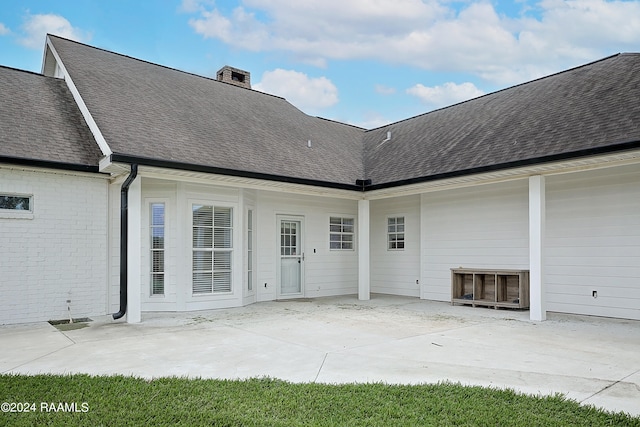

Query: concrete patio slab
<box><xmin>1</xmin><ymin>295</ymin><xmax>639</xmax><ymax>417</ymax></box>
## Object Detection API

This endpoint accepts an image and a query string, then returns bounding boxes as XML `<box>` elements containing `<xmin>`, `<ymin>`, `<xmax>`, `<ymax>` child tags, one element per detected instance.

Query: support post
<box><xmin>358</xmin><ymin>199</ymin><xmax>370</xmax><ymax>300</ymax></box>
<box><xmin>127</xmin><ymin>175</ymin><xmax>142</xmax><ymax>323</ymax></box>
<box><xmin>529</xmin><ymin>175</ymin><xmax>546</xmax><ymax>321</ymax></box>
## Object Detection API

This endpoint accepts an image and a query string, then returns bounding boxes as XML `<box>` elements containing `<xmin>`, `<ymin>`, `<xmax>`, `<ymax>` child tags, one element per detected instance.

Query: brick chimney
<box><xmin>216</xmin><ymin>66</ymin><xmax>251</xmax><ymax>89</ymax></box>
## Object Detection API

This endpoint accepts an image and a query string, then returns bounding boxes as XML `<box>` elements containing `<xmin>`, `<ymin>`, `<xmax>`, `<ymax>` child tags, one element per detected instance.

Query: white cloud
<box><xmin>0</xmin><ymin>23</ymin><xmax>9</xmax><ymax>35</ymax></box>
<box><xmin>180</xmin><ymin>0</ymin><xmax>215</xmax><ymax>13</ymax></box>
<box><xmin>353</xmin><ymin>113</ymin><xmax>395</xmax><ymax>129</ymax></box>
<box><xmin>186</xmin><ymin>0</ymin><xmax>640</xmax><ymax>85</ymax></box>
<box><xmin>375</xmin><ymin>84</ymin><xmax>396</xmax><ymax>95</ymax></box>
<box><xmin>406</xmin><ymin>82</ymin><xmax>485</xmax><ymax>109</ymax></box>
<box><xmin>253</xmin><ymin>69</ymin><xmax>339</xmax><ymax>112</ymax></box>
<box><xmin>19</xmin><ymin>14</ymin><xmax>90</xmax><ymax>49</ymax></box>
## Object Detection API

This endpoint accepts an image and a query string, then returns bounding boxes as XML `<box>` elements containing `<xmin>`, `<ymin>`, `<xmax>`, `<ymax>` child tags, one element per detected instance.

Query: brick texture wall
<box><xmin>0</xmin><ymin>167</ymin><xmax>108</xmax><ymax>324</ymax></box>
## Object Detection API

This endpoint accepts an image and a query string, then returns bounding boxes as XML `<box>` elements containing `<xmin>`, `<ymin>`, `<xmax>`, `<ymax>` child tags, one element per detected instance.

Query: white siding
<box><xmin>546</xmin><ymin>165</ymin><xmax>640</xmax><ymax>320</ymax></box>
<box><xmin>370</xmin><ymin>195</ymin><xmax>420</xmax><ymax>297</ymax></box>
<box><xmin>242</xmin><ymin>190</ymin><xmax>257</xmax><ymax>306</ymax></box>
<box><xmin>108</xmin><ymin>180</ymin><xmax>121</xmax><ymax>314</ymax></box>
<box><xmin>421</xmin><ymin>180</ymin><xmax>529</xmax><ymax>301</ymax></box>
<box><xmin>256</xmin><ymin>191</ymin><xmax>358</xmax><ymax>301</ymax></box>
<box><xmin>0</xmin><ymin>168</ymin><xmax>108</xmax><ymax>324</ymax></box>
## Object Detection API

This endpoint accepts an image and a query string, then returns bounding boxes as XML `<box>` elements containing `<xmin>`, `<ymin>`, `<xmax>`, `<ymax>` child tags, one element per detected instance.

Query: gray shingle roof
<box><xmin>0</xmin><ymin>65</ymin><xmax>101</xmax><ymax>168</ymax></box>
<box><xmin>363</xmin><ymin>53</ymin><xmax>640</xmax><ymax>187</ymax></box>
<box><xmin>14</xmin><ymin>35</ymin><xmax>639</xmax><ymax>189</ymax></box>
<box><xmin>48</xmin><ymin>35</ymin><xmax>365</xmax><ymax>187</ymax></box>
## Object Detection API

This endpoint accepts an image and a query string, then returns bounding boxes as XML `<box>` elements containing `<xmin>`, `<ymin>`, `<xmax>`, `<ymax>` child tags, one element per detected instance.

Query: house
<box><xmin>0</xmin><ymin>34</ymin><xmax>638</xmax><ymax>325</ymax></box>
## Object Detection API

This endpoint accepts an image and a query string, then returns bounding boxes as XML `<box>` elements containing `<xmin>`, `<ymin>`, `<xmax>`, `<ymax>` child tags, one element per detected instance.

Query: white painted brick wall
<box><xmin>0</xmin><ymin>167</ymin><xmax>109</xmax><ymax>324</ymax></box>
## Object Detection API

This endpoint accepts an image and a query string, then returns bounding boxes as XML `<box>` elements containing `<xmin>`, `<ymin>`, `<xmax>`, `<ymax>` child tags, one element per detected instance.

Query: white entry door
<box><xmin>277</xmin><ymin>216</ymin><xmax>304</xmax><ymax>297</ymax></box>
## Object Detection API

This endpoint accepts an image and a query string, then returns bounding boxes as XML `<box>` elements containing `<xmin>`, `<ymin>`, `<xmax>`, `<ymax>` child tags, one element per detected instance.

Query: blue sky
<box><xmin>1</xmin><ymin>0</ymin><xmax>639</xmax><ymax>128</ymax></box>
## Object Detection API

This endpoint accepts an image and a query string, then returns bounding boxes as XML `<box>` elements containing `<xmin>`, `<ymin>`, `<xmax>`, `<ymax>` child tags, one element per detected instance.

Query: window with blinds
<box><xmin>247</xmin><ymin>209</ymin><xmax>253</xmax><ymax>292</ymax></box>
<box><xmin>192</xmin><ymin>205</ymin><xmax>233</xmax><ymax>294</ymax></box>
<box><xmin>150</xmin><ymin>203</ymin><xmax>165</xmax><ymax>295</ymax></box>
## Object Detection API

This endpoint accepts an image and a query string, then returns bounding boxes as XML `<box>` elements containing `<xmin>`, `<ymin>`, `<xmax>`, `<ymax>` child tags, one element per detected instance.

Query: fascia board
<box><xmin>44</xmin><ymin>35</ymin><xmax>113</xmax><ymax>157</ymax></box>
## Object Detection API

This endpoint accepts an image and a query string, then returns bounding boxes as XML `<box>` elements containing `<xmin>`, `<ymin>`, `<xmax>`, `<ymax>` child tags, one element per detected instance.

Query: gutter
<box><xmin>364</xmin><ymin>140</ymin><xmax>640</xmax><ymax>191</ymax></box>
<box><xmin>109</xmin><ymin>153</ymin><xmax>362</xmax><ymax>192</ymax></box>
<box><xmin>112</xmin><ymin>164</ymin><xmax>138</xmax><ymax>320</ymax></box>
<box><xmin>0</xmin><ymin>155</ymin><xmax>100</xmax><ymax>173</ymax></box>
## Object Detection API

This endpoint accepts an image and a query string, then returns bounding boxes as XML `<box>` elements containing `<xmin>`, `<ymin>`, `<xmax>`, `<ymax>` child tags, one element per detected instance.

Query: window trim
<box><xmin>191</xmin><ymin>202</ymin><xmax>234</xmax><ymax>296</ymax></box>
<box><xmin>0</xmin><ymin>193</ymin><xmax>34</xmax><ymax>219</ymax></box>
<box><xmin>149</xmin><ymin>202</ymin><xmax>166</xmax><ymax>297</ymax></box>
<box><xmin>246</xmin><ymin>207</ymin><xmax>255</xmax><ymax>293</ymax></box>
<box><xmin>387</xmin><ymin>215</ymin><xmax>405</xmax><ymax>251</ymax></box>
<box><xmin>329</xmin><ymin>215</ymin><xmax>355</xmax><ymax>251</ymax></box>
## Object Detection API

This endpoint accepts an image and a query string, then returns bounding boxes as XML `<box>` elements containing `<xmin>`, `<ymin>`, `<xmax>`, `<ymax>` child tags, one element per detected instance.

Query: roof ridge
<box><xmin>46</xmin><ymin>34</ymin><xmax>288</xmax><ymax>102</ymax></box>
<box><xmin>0</xmin><ymin>64</ymin><xmax>48</xmax><ymax>78</ymax></box>
<box><xmin>365</xmin><ymin>53</ymin><xmax>624</xmax><ymax>133</ymax></box>
<box><xmin>315</xmin><ymin>116</ymin><xmax>366</xmax><ymax>130</ymax></box>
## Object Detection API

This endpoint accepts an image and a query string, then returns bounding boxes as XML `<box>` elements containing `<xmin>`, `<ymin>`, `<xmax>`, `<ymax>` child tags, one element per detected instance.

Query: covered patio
<box><xmin>1</xmin><ymin>295</ymin><xmax>638</xmax><ymax>416</ymax></box>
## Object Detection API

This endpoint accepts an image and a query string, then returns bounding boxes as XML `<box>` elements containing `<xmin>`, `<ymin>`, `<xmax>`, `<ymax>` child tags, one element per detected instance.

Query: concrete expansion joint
<box><xmin>580</xmin><ymin>368</ymin><xmax>640</xmax><ymax>404</ymax></box>
<box><xmin>314</xmin><ymin>353</ymin><xmax>329</xmax><ymax>383</ymax></box>
<box><xmin>3</xmin><ymin>342</ymin><xmax>75</xmax><ymax>375</ymax></box>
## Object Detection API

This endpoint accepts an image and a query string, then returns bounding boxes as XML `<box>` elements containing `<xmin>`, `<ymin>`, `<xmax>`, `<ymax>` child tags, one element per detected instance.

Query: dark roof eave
<box><xmin>0</xmin><ymin>155</ymin><xmax>101</xmax><ymax>173</ymax></box>
<box><xmin>365</xmin><ymin>140</ymin><xmax>640</xmax><ymax>191</ymax></box>
<box><xmin>109</xmin><ymin>153</ymin><xmax>362</xmax><ymax>192</ymax></box>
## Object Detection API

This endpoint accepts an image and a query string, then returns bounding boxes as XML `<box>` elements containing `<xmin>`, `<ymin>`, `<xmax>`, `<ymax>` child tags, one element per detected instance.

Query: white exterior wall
<box><xmin>546</xmin><ymin>165</ymin><xmax>640</xmax><ymax>320</ymax></box>
<box><xmin>420</xmin><ymin>180</ymin><xmax>529</xmax><ymax>301</ymax></box>
<box><xmin>135</xmin><ymin>179</ymin><xmax>244</xmax><ymax>312</ymax></box>
<box><xmin>0</xmin><ymin>167</ymin><xmax>108</xmax><ymax>324</ymax></box>
<box><xmin>108</xmin><ymin>180</ymin><xmax>121</xmax><ymax>314</ymax></box>
<box><xmin>111</xmin><ymin>179</ymin><xmax>359</xmax><ymax>315</ymax></box>
<box><xmin>370</xmin><ymin>195</ymin><xmax>421</xmax><ymax>297</ymax></box>
<box><xmin>110</xmin><ymin>178</ymin><xmax>246</xmax><ymax>314</ymax></box>
<box><xmin>242</xmin><ymin>189</ymin><xmax>258</xmax><ymax>306</ymax></box>
<box><xmin>256</xmin><ymin>191</ymin><xmax>359</xmax><ymax>301</ymax></box>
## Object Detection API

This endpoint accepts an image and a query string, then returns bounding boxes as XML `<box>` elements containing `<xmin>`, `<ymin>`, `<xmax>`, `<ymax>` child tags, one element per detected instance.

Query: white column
<box><xmin>175</xmin><ymin>182</ymin><xmax>187</xmax><ymax>311</ymax></box>
<box><xmin>529</xmin><ymin>175</ymin><xmax>546</xmax><ymax>321</ymax></box>
<box><xmin>127</xmin><ymin>176</ymin><xmax>142</xmax><ymax>323</ymax></box>
<box><xmin>358</xmin><ymin>199</ymin><xmax>370</xmax><ymax>300</ymax></box>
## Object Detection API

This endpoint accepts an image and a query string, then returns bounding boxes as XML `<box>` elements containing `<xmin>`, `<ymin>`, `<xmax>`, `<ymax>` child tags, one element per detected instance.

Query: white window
<box><xmin>330</xmin><ymin>217</ymin><xmax>354</xmax><ymax>250</ymax></box>
<box><xmin>192</xmin><ymin>205</ymin><xmax>233</xmax><ymax>294</ymax></box>
<box><xmin>0</xmin><ymin>194</ymin><xmax>32</xmax><ymax>212</ymax></box>
<box><xmin>247</xmin><ymin>209</ymin><xmax>253</xmax><ymax>292</ymax></box>
<box><xmin>387</xmin><ymin>217</ymin><xmax>405</xmax><ymax>250</ymax></box>
<box><xmin>150</xmin><ymin>203</ymin><xmax>165</xmax><ymax>296</ymax></box>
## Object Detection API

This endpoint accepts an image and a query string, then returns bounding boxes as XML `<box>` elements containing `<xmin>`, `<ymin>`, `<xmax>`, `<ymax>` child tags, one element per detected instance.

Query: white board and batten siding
<box><xmin>420</xmin><ymin>180</ymin><xmax>530</xmax><ymax>302</ymax></box>
<box><xmin>256</xmin><ymin>191</ymin><xmax>359</xmax><ymax>301</ymax></box>
<box><xmin>545</xmin><ymin>165</ymin><xmax>640</xmax><ymax>320</ymax></box>
<box><xmin>370</xmin><ymin>195</ymin><xmax>421</xmax><ymax>297</ymax></box>
<box><xmin>0</xmin><ymin>168</ymin><xmax>108</xmax><ymax>324</ymax></box>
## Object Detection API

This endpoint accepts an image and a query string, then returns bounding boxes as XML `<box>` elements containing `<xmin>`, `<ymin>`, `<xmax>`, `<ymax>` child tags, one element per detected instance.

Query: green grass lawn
<box><xmin>1</xmin><ymin>375</ymin><xmax>638</xmax><ymax>426</ymax></box>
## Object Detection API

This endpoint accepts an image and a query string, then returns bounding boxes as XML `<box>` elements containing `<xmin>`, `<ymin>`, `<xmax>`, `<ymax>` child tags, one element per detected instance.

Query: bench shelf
<box><xmin>451</xmin><ymin>268</ymin><xmax>529</xmax><ymax>310</ymax></box>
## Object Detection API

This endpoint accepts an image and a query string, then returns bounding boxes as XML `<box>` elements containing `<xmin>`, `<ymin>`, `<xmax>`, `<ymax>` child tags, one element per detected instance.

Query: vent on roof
<box><xmin>216</xmin><ymin>66</ymin><xmax>251</xmax><ymax>89</ymax></box>
<box><xmin>378</xmin><ymin>130</ymin><xmax>392</xmax><ymax>147</ymax></box>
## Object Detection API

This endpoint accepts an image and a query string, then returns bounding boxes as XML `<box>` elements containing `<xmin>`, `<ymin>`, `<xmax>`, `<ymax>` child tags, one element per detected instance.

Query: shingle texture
<box><xmin>0</xmin><ymin>66</ymin><xmax>101</xmax><ymax>166</ymax></box>
<box><xmin>363</xmin><ymin>54</ymin><xmax>640</xmax><ymax>186</ymax></box>
<box><xmin>7</xmin><ymin>35</ymin><xmax>640</xmax><ymax>188</ymax></box>
<box><xmin>48</xmin><ymin>35</ymin><xmax>364</xmax><ymax>186</ymax></box>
